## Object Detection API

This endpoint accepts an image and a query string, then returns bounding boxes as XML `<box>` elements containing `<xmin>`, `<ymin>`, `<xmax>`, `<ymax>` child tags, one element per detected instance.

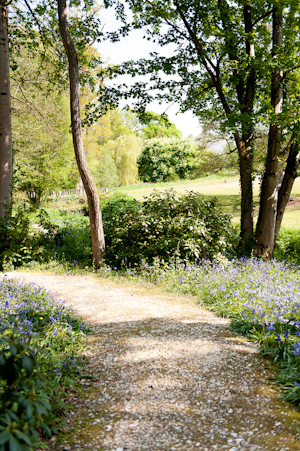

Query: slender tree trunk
<box><xmin>57</xmin><ymin>0</ymin><xmax>105</xmax><ymax>266</ymax></box>
<box><xmin>254</xmin><ymin>5</ymin><xmax>283</xmax><ymax>258</ymax></box>
<box><xmin>0</xmin><ymin>1</ymin><xmax>12</xmax><ymax>219</ymax></box>
<box><xmin>273</xmin><ymin>143</ymin><xmax>300</xmax><ymax>250</ymax></box>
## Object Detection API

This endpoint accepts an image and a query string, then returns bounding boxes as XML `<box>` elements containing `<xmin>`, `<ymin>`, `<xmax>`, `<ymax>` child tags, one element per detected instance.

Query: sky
<box><xmin>98</xmin><ymin>7</ymin><xmax>202</xmax><ymax>138</ymax></box>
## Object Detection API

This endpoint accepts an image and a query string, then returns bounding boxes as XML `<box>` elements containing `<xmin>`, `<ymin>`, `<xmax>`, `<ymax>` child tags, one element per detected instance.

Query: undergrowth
<box><xmin>0</xmin><ymin>278</ymin><xmax>89</xmax><ymax>451</ymax></box>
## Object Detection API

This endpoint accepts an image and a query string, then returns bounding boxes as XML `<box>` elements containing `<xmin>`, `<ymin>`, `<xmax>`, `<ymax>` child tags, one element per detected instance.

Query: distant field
<box><xmin>117</xmin><ymin>175</ymin><xmax>300</xmax><ymax>231</ymax></box>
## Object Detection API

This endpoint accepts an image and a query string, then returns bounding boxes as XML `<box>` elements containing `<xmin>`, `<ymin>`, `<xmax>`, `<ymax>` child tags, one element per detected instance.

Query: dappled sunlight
<box><xmin>117</xmin><ymin>337</ymin><xmax>223</xmax><ymax>363</ymax></box>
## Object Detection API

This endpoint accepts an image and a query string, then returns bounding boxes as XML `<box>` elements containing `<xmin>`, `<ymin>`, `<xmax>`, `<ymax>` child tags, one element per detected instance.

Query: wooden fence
<box><xmin>27</xmin><ymin>187</ymin><xmax>108</xmax><ymax>199</ymax></box>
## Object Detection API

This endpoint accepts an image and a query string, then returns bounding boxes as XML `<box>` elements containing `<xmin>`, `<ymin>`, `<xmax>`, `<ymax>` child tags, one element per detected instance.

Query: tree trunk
<box><xmin>57</xmin><ymin>0</ymin><xmax>105</xmax><ymax>266</ymax></box>
<box><xmin>254</xmin><ymin>5</ymin><xmax>283</xmax><ymax>258</ymax></box>
<box><xmin>0</xmin><ymin>1</ymin><xmax>12</xmax><ymax>219</ymax></box>
<box><xmin>234</xmin><ymin>133</ymin><xmax>254</xmax><ymax>250</ymax></box>
<box><xmin>217</xmin><ymin>1</ymin><xmax>255</xmax><ymax>252</ymax></box>
<box><xmin>273</xmin><ymin>142</ymin><xmax>300</xmax><ymax>250</ymax></box>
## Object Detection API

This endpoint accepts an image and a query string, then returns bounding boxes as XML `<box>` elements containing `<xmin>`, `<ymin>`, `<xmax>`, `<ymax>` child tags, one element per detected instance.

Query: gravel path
<box><xmin>6</xmin><ymin>271</ymin><xmax>300</xmax><ymax>451</ymax></box>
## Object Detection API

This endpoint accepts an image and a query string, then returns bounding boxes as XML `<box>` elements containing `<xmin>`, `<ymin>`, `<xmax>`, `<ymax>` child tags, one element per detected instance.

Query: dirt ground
<box><xmin>285</xmin><ymin>197</ymin><xmax>300</xmax><ymax>210</ymax></box>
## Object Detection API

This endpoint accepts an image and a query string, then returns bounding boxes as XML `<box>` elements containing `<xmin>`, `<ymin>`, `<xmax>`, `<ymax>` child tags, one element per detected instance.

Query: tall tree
<box><xmin>100</xmin><ymin>0</ymin><xmax>300</xmax><ymax>257</ymax></box>
<box><xmin>58</xmin><ymin>0</ymin><xmax>105</xmax><ymax>266</ymax></box>
<box><xmin>254</xmin><ymin>4</ymin><xmax>283</xmax><ymax>257</ymax></box>
<box><xmin>0</xmin><ymin>0</ymin><xmax>12</xmax><ymax>219</ymax></box>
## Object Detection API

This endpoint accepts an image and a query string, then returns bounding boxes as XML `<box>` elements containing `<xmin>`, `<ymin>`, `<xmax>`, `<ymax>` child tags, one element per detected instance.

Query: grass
<box><xmin>279</xmin><ymin>210</ymin><xmax>300</xmax><ymax>231</ymax></box>
<box><xmin>118</xmin><ymin>174</ymin><xmax>243</xmax><ymax>201</ymax></box>
<box><xmin>115</xmin><ymin>174</ymin><xmax>300</xmax><ymax>230</ymax></box>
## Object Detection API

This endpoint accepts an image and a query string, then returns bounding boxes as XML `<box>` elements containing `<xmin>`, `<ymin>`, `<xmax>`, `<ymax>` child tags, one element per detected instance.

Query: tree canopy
<box><xmin>138</xmin><ymin>137</ymin><xmax>198</xmax><ymax>182</ymax></box>
<box><xmin>12</xmin><ymin>49</ymin><xmax>77</xmax><ymax>204</ymax></box>
<box><xmin>139</xmin><ymin>111</ymin><xmax>182</xmax><ymax>139</ymax></box>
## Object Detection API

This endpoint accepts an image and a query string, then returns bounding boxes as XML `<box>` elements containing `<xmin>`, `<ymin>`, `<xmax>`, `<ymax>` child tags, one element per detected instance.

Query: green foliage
<box><xmin>138</xmin><ymin>138</ymin><xmax>198</xmax><ymax>182</ymax></box>
<box><xmin>82</xmin><ymin>108</ymin><xmax>142</xmax><ymax>188</ymax></box>
<box><xmin>192</xmin><ymin>146</ymin><xmax>238</xmax><ymax>177</ymax></box>
<box><xmin>102</xmin><ymin>189</ymin><xmax>237</xmax><ymax>267</ymax></box>
<box><xmin>102</xmin><ymin>134</ymin><xmax>142</xmax><ymax>186</ymax></box>
<box><xmin>100</xmin><ymin>191</ymin><xmax>138</xmax><ymax>210</ymax></box>
<box><xmin>0</xmin><ymin>206</ymin><xmax>91</xmax><ymax>270</ymax></box>
<box><xmin>274</xmin><ymin>228</ymin><xmax>300</xmax><ymax>265</ymax></box>
<box><xmin>93</xmin><ymin>151</ymin><xmax>119</xmax><ymax>188</ymax></box>
<box><xmin>0</xmin><ymin>324</ymin><xmax>51</xmax><ymax>451</ymax></box>
<box><xmin>11</xmin><ymin>49</ymin><xmax>78</xmax><ymax>206</ymax></box>
<box><xmin>35</xmin><ymin>210</ymin><xmax>92</xmax><ymax>266</ymax></box>
<box><xmin>101</xmin><ymin>0</ymin><xmax>300</xmax><ymax>140</ymax></box>
<box><xmin>0</xmin><ymin>280</ymin><xmax>89</xmax><ymax>450</ymax></box>
<box><xmin>139</xmin><ymin>111</ymin><xmax>182</xmax><ymax>139</ymax></box>
<box><xmin>0</xmin><ymin>207</ymin><xmax>32</xmax><ymax>271</ymax></box>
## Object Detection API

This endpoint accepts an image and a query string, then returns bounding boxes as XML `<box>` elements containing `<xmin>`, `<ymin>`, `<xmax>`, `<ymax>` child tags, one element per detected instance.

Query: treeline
<box><xmin>12</xmin><ymin>50</ymin><xmax>237</xmax><ymax>205</ymax></box>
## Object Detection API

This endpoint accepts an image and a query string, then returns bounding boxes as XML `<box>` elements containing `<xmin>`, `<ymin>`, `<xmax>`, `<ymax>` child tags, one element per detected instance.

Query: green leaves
<box><xmin>138</xmin><ymin>138</ymin><xmax>198</xmax><ymax>182</ymax></box>
<box><xmin>21</xmin><ymin>355</ymin><xmax>34</xmax><ymax>378</ymax></box>
<box><xmin>0</xmin><ymin>430</ymin><xmax>10</xmax><ymax>446</ymax></box>
<box><xmin>0</xmin><ymin>327</ymin><xmax>51</xmax><ymax>450</ymax></box>
<box><xmin>103</xmin><ymin>189</ymin><xmax>237</xmax><ymax>267</ymax></box>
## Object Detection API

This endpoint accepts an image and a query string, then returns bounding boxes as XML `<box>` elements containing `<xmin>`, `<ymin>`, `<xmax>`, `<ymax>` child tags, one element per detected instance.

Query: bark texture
<box><xmin>0</xmin><ymin>1</ymin><xmax>12</xmax><ymax>219</ymax></box>
<box><xmin>235</xmin><ymin>133</ymin><xmax>254</xmax><ymax>248</ymax></box>
<box><xmin>254</xmin><ymin>5</ymin><xmax>283</xmax><ymax>258</ymax></box>
<box><xmin>57</xmin><ymin>0</ymin><xmax>105</xmax><ymax>266</ymax></box>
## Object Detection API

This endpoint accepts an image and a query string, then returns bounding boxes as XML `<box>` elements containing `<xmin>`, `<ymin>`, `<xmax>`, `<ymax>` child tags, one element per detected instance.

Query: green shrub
<box><xmin>100</xmin><ymin>191</ymin><xmax>138</xmax><ymax>210</ymax></box>
<box><xmin>102</xmin><ymin>189</ymin><xmax>238</xmax><ymax>267</ymax></box>
<box><xmin>0</xmin><ymin>323</ymin><xmax>51</xmax><ymax>451</ymax></box>
<box><xmin>0</xmin><ymin>279</ymin><xmax>89</xmax><ymax>450</ymax></box>
<box><xmin>0</xmin><ymin>207</ymin><xmax>32</xmax><ymax>271</ymax></box>
<box><xmin>274</xmin><ymin>228</ymin><xmax>300</xmax><ymax>265</ymax></box>
<box><xmin>138</xmin><ymin>138</ymin><xmax>198</xmax><ymax>182</ymax></box>
<box><xmin>35</xmin><ymin>210</ymin><xmax>92</xmax><ymax>265</ymax></box>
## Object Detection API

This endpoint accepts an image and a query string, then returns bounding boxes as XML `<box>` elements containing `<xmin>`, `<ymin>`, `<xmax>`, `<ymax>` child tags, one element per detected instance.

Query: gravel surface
<box><xmin>6</xmin><ymin>271</ymin><xmax>300</xmax><ymax>451</ymax></box>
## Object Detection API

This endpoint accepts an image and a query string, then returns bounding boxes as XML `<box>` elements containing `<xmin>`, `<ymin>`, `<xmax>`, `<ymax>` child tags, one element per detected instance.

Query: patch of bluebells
<box><xmin>0</xmin><ymin>278</ymin><xmax>68</xmax><ymax>335</ymax></box>
<box><xmin>130</xmin><ymin>257</ymin><xmax>300</xmax><ymax>354</ymax></box>
<box><xmin>0</xmin><ymin>277</ymin><xmax>87</xmax><ymax>345</ymax></box>
<box><xmin>0</xmin><ymin>276</ymin><xmax>90</xmax><ymax>448</ymax></box>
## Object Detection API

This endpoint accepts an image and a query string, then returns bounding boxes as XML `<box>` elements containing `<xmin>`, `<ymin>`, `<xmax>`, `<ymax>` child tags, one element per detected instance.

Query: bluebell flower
<box><xmin>266</xmin><ymin>324</ymin><xmax>275</xmax><ymax>331</ymax></box>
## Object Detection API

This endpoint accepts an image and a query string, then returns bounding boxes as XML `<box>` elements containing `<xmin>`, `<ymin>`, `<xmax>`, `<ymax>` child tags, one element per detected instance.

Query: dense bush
<box><xmin>0</xmin><ymin>324</ymin><xmax>52</xmax><ymax>451</ymax></box>
<box><xmin>0</xmin><ymin>207</ymin><xmax>93</xmax><ymax>270</ymax></box>
<box><xmin>138</xmin><ymin>138</ymin><xmax>198</xmax><ymax>182</ymax></box>
<box><xmin>102</xmin><ymin>189</ymin><xmax>238</xmax><ymax>267</ymax></box>
<box><xmin>0</xmin><ymin>278</ymin><xmax>88</xmax><ymax>450</ymax></box>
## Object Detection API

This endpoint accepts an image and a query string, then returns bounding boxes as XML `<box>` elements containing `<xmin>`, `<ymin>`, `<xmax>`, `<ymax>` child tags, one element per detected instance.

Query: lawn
<box><xmin>118</xmin><ymin>175</ymin><xmax>300</xmax><ymax>230</ymax></box>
